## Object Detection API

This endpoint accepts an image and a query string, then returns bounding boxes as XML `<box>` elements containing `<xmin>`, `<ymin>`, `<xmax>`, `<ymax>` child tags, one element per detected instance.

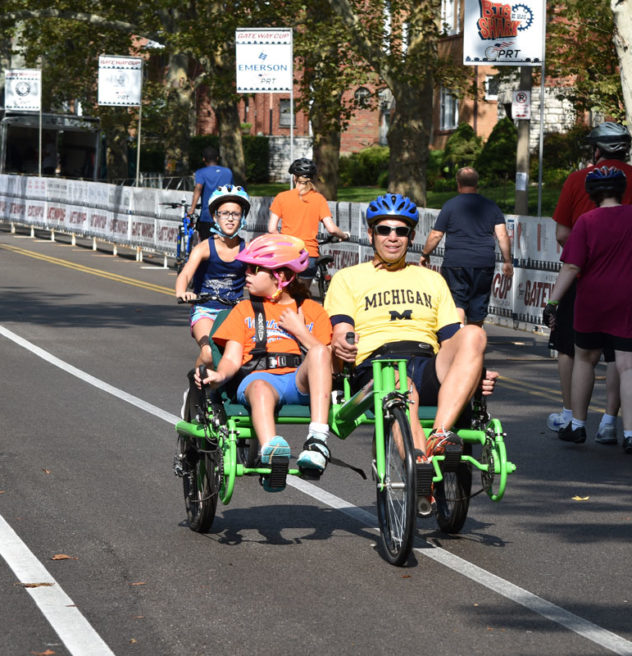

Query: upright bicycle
<box><xmin>161</xmin><ymin>199</ymin><xmax>200</xmax><ymax>273</ymax></box>
<box><xmin>314</xmin><ymin>234</ymin><xmax>341</xmax><ymax>298</ymax></box>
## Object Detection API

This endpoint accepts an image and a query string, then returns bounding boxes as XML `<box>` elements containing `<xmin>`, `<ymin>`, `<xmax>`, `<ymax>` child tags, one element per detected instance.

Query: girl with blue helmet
<box><xmin>175</xmin><ymin>185</ymin><xmax>250</xmax><ymax>369</ymax></box>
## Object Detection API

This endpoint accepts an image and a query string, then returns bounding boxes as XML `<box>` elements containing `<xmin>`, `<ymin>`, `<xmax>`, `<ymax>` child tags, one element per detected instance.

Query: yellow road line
<box><xmin>0</xmin><ymin>240</ymin><xmax>610</xmax><ymax>413</ymax></box>
<box><xmin>0</xmin><ymin>242</ymin><xmax>173</xmax><ymax>296</ymax></box>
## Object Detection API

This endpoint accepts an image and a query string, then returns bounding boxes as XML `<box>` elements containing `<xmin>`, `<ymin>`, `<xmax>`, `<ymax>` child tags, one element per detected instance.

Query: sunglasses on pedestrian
<box><xmin>373</xmin><ymin>224</ymin><xmax>412</xmax><ymax>237</ymax></box>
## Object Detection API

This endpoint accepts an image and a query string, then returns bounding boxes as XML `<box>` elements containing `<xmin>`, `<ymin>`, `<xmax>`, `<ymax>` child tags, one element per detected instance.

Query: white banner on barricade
<box><xmin>0</xmin><ymin>174</ymin><xmax>564</xmax><ymax>332</ymax></box>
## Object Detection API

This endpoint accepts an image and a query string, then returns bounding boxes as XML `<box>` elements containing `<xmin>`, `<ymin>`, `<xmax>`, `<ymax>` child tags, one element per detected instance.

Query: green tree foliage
<box><xmin>547</xmin><ymin>0</ymin><xmax>624</xmax><ymax>120</ymax></box>
<box><xmin>325</xmin><ymin>0</ymin><xmax>470</xmax><ymax>205</ymax></box>
<box><xmin>441</xmin><ymin>123</ymin><xmax>483</xmax><ymax>178</ymax></box>
<box><xmin>284</xmin><ymin>0</ymin><xmax>374</xmax><ymax>199</ymax></box>
<box><xmin>475</xmin><ymin>117</ymin><xmax>517</xmax><ymax>183</ymax></box>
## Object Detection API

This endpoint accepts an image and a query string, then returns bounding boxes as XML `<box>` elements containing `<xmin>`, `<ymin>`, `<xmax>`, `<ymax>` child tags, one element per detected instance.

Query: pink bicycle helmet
<box><xmin>236</xmin><ymin>234</ymin><xmax>309</xmax><ymax>273</ymax></box>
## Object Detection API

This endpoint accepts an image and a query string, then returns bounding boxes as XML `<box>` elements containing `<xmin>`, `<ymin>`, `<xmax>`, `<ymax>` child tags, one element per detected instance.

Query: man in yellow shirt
<box><xmin>325</xmin><ymin>193</ymin><xmax>494</xmax><ymax>462</ymax></box>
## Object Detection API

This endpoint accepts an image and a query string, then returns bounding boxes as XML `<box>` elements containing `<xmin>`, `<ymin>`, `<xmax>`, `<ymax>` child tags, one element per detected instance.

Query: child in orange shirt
<box><xmin>197</xmin><ymin>234</ymin><xmax>333</xmax><ymax>491</ymax></box>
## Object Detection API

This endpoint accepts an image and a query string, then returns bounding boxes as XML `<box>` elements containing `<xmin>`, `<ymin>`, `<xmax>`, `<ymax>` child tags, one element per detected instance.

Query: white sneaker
<box><xmin>547</xmin><ymin>411</ymin><xmax>568</xmax><ymax>431</ymax></box>
<box><xmin>595</xmin><ymin>424</ymin><xmax>617</xmax><ymax>445</ymax></box>
<box><xmin>297</xmin><ymin>434</ymin><xmax>330</xmax><ymax>474</ymax></box>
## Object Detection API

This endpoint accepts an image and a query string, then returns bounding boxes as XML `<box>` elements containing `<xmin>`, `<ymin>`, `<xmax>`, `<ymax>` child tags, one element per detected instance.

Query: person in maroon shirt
<box><xmin>547</xmin><ymin>122</ymin><xmax>632</xmax><ymax>444</ymax></box>
<box><xmin>544</xmin><ymin>166</ymin><xmax>632</xmax><ymax>453</ymax></box>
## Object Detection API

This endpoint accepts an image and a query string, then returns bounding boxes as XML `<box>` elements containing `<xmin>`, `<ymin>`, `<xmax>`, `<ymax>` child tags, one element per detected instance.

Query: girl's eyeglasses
<box><xmin>374</xmin><ymin>224</ymin><xmax>412</xmax><ymax>237</ymax></box>
<box><xmin>245</xmin><ymin>264</ymin><xmax>266</xmax><ymax>275</ymax></box>
<box><xmin>215</xmin><ymin>211</ymin><xmax>242</xmax><ymax>220</ymax></box>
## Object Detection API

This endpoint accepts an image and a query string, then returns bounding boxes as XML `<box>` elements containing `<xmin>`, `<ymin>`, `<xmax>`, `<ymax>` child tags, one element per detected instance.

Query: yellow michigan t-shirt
<box><xmin>324</xmin><ymin>261</ymin><xmax>460</xmax><ymax>365</ymax></box>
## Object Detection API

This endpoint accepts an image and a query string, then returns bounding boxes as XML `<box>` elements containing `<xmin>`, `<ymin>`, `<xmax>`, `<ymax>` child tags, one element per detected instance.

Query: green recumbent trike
<box><xmin>173</xmin><ymin>313</ymin><xmax>516</xmax><ymax>566</ymax></box>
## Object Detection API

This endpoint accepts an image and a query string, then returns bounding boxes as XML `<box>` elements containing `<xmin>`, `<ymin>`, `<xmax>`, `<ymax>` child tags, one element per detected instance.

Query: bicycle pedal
<box><xmin>441</xmin><ymin>443</ymin><xmax>463</xmax><ymax>472</ymax></box>
<box><xmin>415</xmin><ymin>461</ymin><xmax>433</xmax><ymax>496</ymax></box>
<box><xmin>299</xmin><ymin>468</ymin><xmax>322</xmax><ymax>481</ymax></box>
<box><xmin>266</xmin><ymin>456</ymin><xmax>289</xmax><ymax>489</ymax></box>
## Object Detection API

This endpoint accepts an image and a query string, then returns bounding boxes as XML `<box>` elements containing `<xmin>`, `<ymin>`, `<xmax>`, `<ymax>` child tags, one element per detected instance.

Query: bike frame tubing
<box><xmin>371</xmin><ymin>359</ymin><xmax>410</xmax><ymax>489</ymax></box>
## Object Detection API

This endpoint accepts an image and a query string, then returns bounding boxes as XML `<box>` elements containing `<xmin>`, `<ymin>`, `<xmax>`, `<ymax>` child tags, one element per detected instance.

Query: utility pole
<box><xmin>514</xmin><ymin>66</ymin><xmax>532</xmax><ymax>215</ymax></box>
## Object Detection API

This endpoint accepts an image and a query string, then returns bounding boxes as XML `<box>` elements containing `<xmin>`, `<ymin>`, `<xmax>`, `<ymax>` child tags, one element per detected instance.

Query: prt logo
<box><xmin>485</xmin><ymin>41</ymin><xmax>521</xmax><ymax>61</ymax></box>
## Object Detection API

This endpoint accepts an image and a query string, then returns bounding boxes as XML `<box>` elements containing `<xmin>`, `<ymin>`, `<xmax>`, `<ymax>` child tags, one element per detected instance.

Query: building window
<box><xmin>440</xmin><ymin>87</ymin><xmax>459</xmax><ymax>131</ymax></box>
<box><xmin>485</xmin><ymin>75</ymin><xmax>500</xmax><ymax>101</ymax></box>
<box><xmin>441</xmin><ymin>0</ymin><xmax>460</xmax><ymax>35</ymax></box>
<box><xmin>279</xmin><ymin>99</ymin><xmax>296</xmax><ymax>128</ymax></box>
<box><xmin>354</xmin><ymin>86</ymin><xmax>371</xmax><ymax>109</ymax></box>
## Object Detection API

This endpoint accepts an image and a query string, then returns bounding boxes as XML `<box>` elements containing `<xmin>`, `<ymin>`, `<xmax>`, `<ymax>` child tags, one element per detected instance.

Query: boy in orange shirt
<box><xmin>268</xmin><ymin>158</ymin><xmax>349</xmax><ymax>280</ymax></box>
<box><xmin>197</xmin><ymin>234</ymin><xmax>333</xmax><ymax>491</ymax></box>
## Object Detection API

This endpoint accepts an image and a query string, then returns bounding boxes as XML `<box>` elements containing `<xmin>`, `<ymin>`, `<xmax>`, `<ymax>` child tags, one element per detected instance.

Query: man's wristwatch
<box><xmin>421</xmin><ymin>252</ymin><xmax>430</xmax><ymax>258</ymax></box>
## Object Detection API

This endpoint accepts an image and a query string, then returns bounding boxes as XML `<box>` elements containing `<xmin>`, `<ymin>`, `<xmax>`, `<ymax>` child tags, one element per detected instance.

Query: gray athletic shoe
<box><xmin>595</xmin><ymin>424</ymin><xmax>617</xmax><ymax>445</ymax></box>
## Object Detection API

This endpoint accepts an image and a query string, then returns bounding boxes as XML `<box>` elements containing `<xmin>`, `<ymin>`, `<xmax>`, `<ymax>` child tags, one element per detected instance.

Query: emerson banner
<box><xmin>235</xmin><ymin>28</ymin><xmax>293</xmax><ymax>93</ymax></box>
<box><xmin>463</xmin><ymin>0</ymin><xmax>545</xmax><ymax>66</ymax></box>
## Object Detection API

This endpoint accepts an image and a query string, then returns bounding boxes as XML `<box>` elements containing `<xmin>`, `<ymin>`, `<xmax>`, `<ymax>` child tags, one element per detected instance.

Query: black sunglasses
<box><xmin>374</xmin><ymin>224</ymin><xmax>412</xmax><ymax>237</ymax></box>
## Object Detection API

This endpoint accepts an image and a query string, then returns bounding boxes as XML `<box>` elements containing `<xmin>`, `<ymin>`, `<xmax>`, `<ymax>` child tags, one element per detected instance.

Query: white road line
<box><xmin>0</xmin><ymin>514</ymin><xmax>115</xmax><ymax>656</ymax></box>
<box><xmin>2</xmin><ymin>324</ymin><xmax>632</xmax><ymax>656</ymax></box>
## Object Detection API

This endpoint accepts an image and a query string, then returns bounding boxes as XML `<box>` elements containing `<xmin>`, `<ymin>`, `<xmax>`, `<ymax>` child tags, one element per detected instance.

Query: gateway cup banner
<box><xmin>97</xmin><ymin>56</ymin><xmax>142</xmax><ymax>106</ymax></box>
<box><xmin>235</xmin><ymin>29</ymin><xmax>293</xmax><ymax>93</ymax></box>
<box><xmin>463</xmin><ymin>0</ymin><xmax>545</xmax><ymax>66</ymax></box>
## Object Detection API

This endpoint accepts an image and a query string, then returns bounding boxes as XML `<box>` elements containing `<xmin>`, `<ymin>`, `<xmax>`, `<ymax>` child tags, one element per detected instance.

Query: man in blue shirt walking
<box><xmin>420</xmin><ymin>167</ymin><xmax>513</xmax><ymax>325</ymax></box>
<box><xmin>189</xmin><ymin>146</ymin><xmax>234</xmax><ymax>240</ymax></box>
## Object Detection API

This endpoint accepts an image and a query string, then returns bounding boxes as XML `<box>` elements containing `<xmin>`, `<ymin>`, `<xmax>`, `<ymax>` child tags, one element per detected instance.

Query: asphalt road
<box><xmin>1</xmin><ymin>224</ymin><xmax>631</xmax><ymax>656</ymax></box>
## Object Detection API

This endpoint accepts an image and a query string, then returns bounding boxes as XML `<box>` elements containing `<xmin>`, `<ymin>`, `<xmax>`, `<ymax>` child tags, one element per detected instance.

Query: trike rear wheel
<box><xmin>182</xmin><ymin>440</ymin><xmax>220</xmax><ymax>533</ymax></box>
<box><xmin>435</xmin><ymin>446</ymin><xmax>472</xmax><ymax>534</ymax></box>
<box><xmin>376</xmin><ymin>404</ymin><xmax>416</xmax><ymax>566</ymax></box>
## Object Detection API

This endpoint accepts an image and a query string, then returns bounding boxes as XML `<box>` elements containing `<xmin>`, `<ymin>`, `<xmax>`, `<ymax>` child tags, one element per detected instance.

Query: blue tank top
<box><xmin>192</xmin><ymin>238</ymin><xmax>246</xmax><ymax>310</ymax></box>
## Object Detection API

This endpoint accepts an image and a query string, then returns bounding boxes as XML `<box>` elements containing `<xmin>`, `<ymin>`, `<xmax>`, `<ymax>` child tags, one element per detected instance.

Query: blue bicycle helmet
<box><xmin>584</xmin><ymin>166</ymin><xmax>627</xmax><ymax>197</ymax></box>
<box><xmin>208</xmin><ymin>185</ymin><xmax>250</xmax><ymax>237</ymax></box>
<box><xmin>366</xmin><ymin>193</ymin><xmax>419</xmax><ymax>228</ymax></box>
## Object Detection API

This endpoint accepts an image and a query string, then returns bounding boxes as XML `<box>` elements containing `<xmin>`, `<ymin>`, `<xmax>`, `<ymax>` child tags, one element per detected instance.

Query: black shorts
<box><xmin>351</xmin><ymin>355</ymin><xmax>441</xmax><ymax>405</ymax></box>
<box><xmin>548</xmin><ymin>279</ymin><xmax>576</xmax><ymax>357</ymax></box>
<box><xmin>575</xmin><ymin>331</ymin><xmax>632</xmax><ymax>353</ymax></box>
<box><xmin>441</xmin><ymin>266</ymin><xmax>494</xmax><ymax>322</ymax></box>
<box><xmin>549</xmin><ymin>281</ymin><xmax>615</xmax><ymax>361</ymax></box>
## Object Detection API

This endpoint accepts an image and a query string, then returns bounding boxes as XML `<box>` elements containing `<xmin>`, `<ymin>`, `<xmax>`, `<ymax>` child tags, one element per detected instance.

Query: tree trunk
<box><xmin>387</xmin><ymin>78</ymin><xmax>433</xmax><ymax>206</ymax></box>
<box><xmin>213</xmin><ymin>100</ymin><xmax>246</xmax><ymax>186</ymax></box>
<box><xmin>102</xmin><ymin>111</ymin><xmax>130</xmax><ymax>181</ymax></box>
<box><xmin>164</xmin><ymin>52</ymin><xmax>193</xmax><ymax>176</ymax></box>
<box><xmin>312</xmin><ymin>114</ymin><xmax>340</xmax><ymax>200</ymax></box>
<box><xmin>612</xmin><ymin>0</ymin><xmax>632</xmax><ymax>130</ymax></box>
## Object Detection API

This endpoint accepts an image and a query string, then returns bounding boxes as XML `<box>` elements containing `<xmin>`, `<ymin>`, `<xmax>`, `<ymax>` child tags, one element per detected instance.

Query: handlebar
<box><xmin>177</xmin><ymin>293</ymin><xmax>237</xmax><ymax>307</ymax></box>
<box><xmin>318</xmin><ymin>234</ymin><xmax>343</xmax><ymax>245</ymax></box>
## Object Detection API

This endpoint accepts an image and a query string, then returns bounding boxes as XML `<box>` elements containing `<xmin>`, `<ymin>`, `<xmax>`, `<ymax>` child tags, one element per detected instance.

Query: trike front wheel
<box><xmin>182</xmin><ymin>439</ymin><xmax>220</xmax><ymax>533</ymax></box>
<box><xmin>376</xmin><ymin>404</ymin><xmax>416</xmax><ymax>566</ymax></box>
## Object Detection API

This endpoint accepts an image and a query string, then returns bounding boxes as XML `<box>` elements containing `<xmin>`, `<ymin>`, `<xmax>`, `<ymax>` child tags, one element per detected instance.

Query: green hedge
<box><xmin>339</xmin><ymin>145</ymin><xmax>389</xmax><ymax>187</ymax></box>
<box><xmin>475</xmin><ymin>117</ymin><xmax>517</xmax><ymax>184</ymax></box>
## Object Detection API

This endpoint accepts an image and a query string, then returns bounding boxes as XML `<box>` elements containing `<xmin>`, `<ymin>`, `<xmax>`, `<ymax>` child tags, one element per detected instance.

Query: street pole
<box><xmin>514</xmin><ymin>66</ymin><xmax>532</xmax><ymax>215</ymax></box>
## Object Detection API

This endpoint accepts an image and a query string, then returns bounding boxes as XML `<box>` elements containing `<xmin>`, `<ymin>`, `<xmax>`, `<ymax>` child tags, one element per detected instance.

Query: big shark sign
<box><xmin>463</xmin><ymin>0</ymin><xmax>545</xmax><ymax>66</ymax></box>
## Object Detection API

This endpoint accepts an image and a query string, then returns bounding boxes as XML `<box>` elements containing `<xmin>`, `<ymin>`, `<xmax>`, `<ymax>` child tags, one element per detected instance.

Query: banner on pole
<box><xmin>235</xmin><ymin>28</ymin><xmax>293</xmax><ymax>93</ymax></box>
<box><xmin>4</xmin><ymin>69</ymin><xmax>41</xmax><ymax>111</ymax></box>
<box><xmin>463</xmin><ymin>0</ymin><xmax>545</xmax><ymax>66</ymax></box>
<box><xmin>98</xmin><ymin>56</ymin><xmax>142</xmax><ymax>106</ymax></box>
